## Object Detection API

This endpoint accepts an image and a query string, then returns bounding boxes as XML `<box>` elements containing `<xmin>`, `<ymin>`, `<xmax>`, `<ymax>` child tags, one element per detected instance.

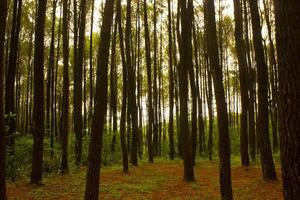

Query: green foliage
<box><xmin>6</xmin><ymin>136</ymin><xmax>32</xmax><ymax>180</ymax></box>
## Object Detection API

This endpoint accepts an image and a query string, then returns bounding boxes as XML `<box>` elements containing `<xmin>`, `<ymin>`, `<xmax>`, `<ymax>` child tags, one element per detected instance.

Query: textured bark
<box><xmin>205</xmin><ymin>0</ymin><xmax>233</xmax><ymax>199</ymax></box>
<box><xmin>31</xmin><ymin>0</ymin><xmax>47</xmax><ymax>184</ymax></box>
<box><xmin>248</xmin><ymin>0</ymin><xmax>277</xmax><ymax>181</ymax></box>
<box><xmin>0</xmin><ymin>0</ymin><xmax>8</xmax><ymax>198</ymax></box>
<box><xmin>61</xmin><ymin>0</ymin><xmax>70</xmax><ymax>173</ymax></box>
<box><xmin>233</xmin><ymin>0</ymin><xmax>250</xmax><ymax>166</ymax></box>
<box><xmin>275</xmin><ymin>0</ymin><xmax>300</xmax><ymax>198</ymax></box>
<box><xmin>84</xmin><ymin>0</ymin><xmax>114</xmax><ymax>199</ymax></box>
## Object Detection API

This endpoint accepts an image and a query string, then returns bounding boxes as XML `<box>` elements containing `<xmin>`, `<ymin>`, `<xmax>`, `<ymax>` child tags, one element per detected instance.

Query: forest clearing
<box><xmin>0</xmin><ymin>0</ymin><xmax>299</xmax><ymax>199</ymax></box>
<box><xmin>7</xmin><ymin>159</ymin><xmax>283</xmax><ymax>200</ymax></box>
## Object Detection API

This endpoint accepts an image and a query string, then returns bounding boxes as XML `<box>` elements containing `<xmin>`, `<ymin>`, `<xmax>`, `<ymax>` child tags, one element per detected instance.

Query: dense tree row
<box><xmin>0</xmin><ymin>0</ymin><xmax>299</xmax><ymax>199</ymax></box>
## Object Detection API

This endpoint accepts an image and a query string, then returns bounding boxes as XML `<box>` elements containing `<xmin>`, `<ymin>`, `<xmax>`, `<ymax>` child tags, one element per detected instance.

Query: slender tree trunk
<box><xmin>152</xmin><ymin>0</ymin><xmax>159</xmax><ymax>157</ymax></box>
<box><xmin>275</xmin><ymin>0</ymin><xmax>300</xmax><ymax>198</ymax></box>
<box><xmin>110</xmin><ymin>14</ymin><xmax>118</xmax><ymax>153</ymax></box>
<box><xmin>61</xmin><ymin>0</ymin><xmax>70</xmax><ymax>173</ymax></box>
<box><xmin>116</xmin><ymin>0</ymin><xmax>129</xmax><ymax>172</ymax></box>
<box><xmin>205</xmin><ymin>0</ymin><xmax>233</xmax><ymax>198</ymax></box>
<box><xmin>144</xmin><ymin>0</ymin><xmax>154</xmax><ymax>163</ymax></box>
<box><xmin>74</xmin><ymin>0</ymin><xmax>86</xmax><ymax>167</ymax></box>
<box><xmin>48</xmin><ymin>0</ymin><xmax>57</xmax><ymax>160</ymax></box>
<box><xmin>31</xmin><ymin>0</ymin><xmax>47</xmax><ymax>184</ymax></box>
<box><xmin>167</xmin><ymin>0</ymin><xmax>175</xmax><ymax>160</ymax></box>
<box><xmin>233</xmin><ymin>0</ymin><xmax>250</xmax><ymax>166</ymax></box>
<box><xmin>243</xmin><ymin>0</ymin><xmax>256</xmax><ymax>160</ymax></box>
<box><xmin>178</xmin><ymin>0</ymin><xmax>195</xmax><ymax>182</ymax></box>
<box><xmin>263</xmin><ymin>0</ymin><xmax>278</xmax><ymax>153</ymax></box>
<box><xmin>84</xmin><ymin>0</ymin><xmax>114</xmax><ymax>199</ymax></box>
<box><xmin>248</xmin><ymin>0</ymin><xmax>277</xmax><ymax>181</ymax></box>
<box><xmin>126</xmin><ymin>0</ymin><xmax>138</xmax><ymax>166</ymax></box>
<box><xmin>5</xmin><ymin>0</ymin><xmax>22</xmax><ymax>152</ymax></box>
<box><xmin>0</xmin><ymin>0</ymin><xmax>8</xmax><ymax>198</ymax></box>
<box><xmin>89</xmin><ymin>0</ymin><xmax>94</xmax><ymax>127</ymax></box>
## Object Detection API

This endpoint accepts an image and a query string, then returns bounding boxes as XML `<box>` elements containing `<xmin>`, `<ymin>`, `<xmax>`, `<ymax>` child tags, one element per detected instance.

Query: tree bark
<box><xmin>248</xmin><ymin>0</ymin><xmax>277</xmax><ymax>181</ymax></box>
<box><xmin>61</xmin><ymin>0</ymin><xmax>70</xmax><ymax>173</ymax></box>
<box><xmin>0</xmin><ymin>0</ymin><xmax>8</xmax><ymax>198</ymax></box>
<box><xmin>205</xmin><ymin>0</ymin><xmax>233</xmax><ymax>198</ymax></box>
<box><xmin>5</xmin><ymin>0</ymin><xmax>22</xmax><ymax>152</ymax></box>
<box><xmin>74</xmin><ymin>0</ymin><xmax>86</xmax><ymax>167</ymax></box>
<box><xmin>31</xmin><ymin>0</ymin><xmax>47</xmax><ymax>184</ymax></box>
<box><xmin>178</xmin><ymin>0</ymin><xmax>195</xmax><ymax>182</ymax></box>
<box><xmin>233</xmin><ymin>0</ymin><xmax>250</xmax><ymax>166</ymax></box>
<box><xmin>84</xmin><ymin>0</ymin><xmax>114</xmax><ymax>198</ymax></box>
<box><xmin>275</xmin><ymin>0</ymin><xmax>300</xmax><ymax>198</ymax></box>
<box><xmin>116</xmin><ymin>0</ymin><xmax>129</xmax><ymax>173</ymax></box>
<box><xmin>144</xmin><ymin>0</ymin><xmax>154</xmax><ymax>163</ymax></box>
<box><xmin>167</xmin><ymin>0</ymin><xmax>175</xmax><ymax>160</ymax></box>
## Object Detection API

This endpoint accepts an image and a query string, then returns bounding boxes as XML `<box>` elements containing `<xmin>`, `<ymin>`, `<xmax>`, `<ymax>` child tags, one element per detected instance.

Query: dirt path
<box><xmin>7</xmin><ymin>160</ymin><xmax>283</xmax><ymax>200</ymax></box>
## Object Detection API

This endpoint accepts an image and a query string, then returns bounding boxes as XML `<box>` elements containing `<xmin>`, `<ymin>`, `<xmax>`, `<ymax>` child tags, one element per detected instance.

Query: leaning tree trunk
<box><xmin>0</xmin><ymin>0</ymin><xmax>8</xmax><ymax>198</ymax></box>
<box><xmin>275</xmin><ymin>0</ymin><xmax>300</xmax><ymax>198</ymax></box>
<box><xmin>31</xmin><ymin>0</ymin><xmax>47</xmax><ymax>184</ymax></box>
<box><xmin>205</xmin><ymin>0</ymin><xmax>233</xmax><ymax>199</ymax></box>
<box><xmin>248</xmin><ymin>0</ymin><xmax>277</xmax><ymax>181</ymax></box>
<box><xmin>84</xmin><ymin>0</ymin><xmax>114</xmax><ymax>199</ymax></box>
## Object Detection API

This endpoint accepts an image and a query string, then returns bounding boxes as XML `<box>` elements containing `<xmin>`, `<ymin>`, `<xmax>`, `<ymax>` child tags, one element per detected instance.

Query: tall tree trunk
<box><xmin>5</xmin><ymin>0</ymin><xmax>22</xmax><ymax>153</ymax></box>
<box><xmin>31</xmin><ymin>0</ymin><xmax>47</xmax><ymax>184</ymax></box>
<box><xmin>89</xmin><ymin>0</ymin><xmax>95</xmax><ymax>129</ymax></box>
<box><xmin>188</xmin><ymin>1</ymin><xmax>198</xmax><ymax>166</ymax></box>
<box><xmin>0</xmin><ymin>0</ymin><xmax>8</xmax><ymax>198</ymax></box>
<box><xmin>233</xmin><ymin>0</ymin><xmax>250</xmax><ymax>166</ymax></box>
<box><xmin>116</xmin><ymin>0</ymin><xmax>129</xmax><ymax>172</ymax></box>
<box><xmin>275</xmin><ymin>0</ymin><xmax>300</xmax><ymax>198</ymax></box>
<box><xmin>178</xmin><ymin>0</ymin><xmax>195</xmax><ymax>182</ymax></box>
<box><xmin>61</xmin><ymin>0</ymin><xmax>70</xmax><ymax>173</ymax></box>
<box><xmin>110</xmin><ymin>14</ymin><xmax>118</xmax><ymax>153</ymax></box>
<box><xmin>205</xmin><ymin>0</ymin><xmax>233</xmax><ymax>199</ymax></box>
<box><xmin>263</xmin><ymin>0</ymin><xmax>278</xmax><ymax>153</ymax></box>
<box><xmin>84</xmin><ymin>0</ymin><xmax>114</xmax><ymax>199</ymax></box>
<box><xmin>126</xmin><ymin>0</ymin><xmax>138</xmax><ymax>166</ymax></box>
<box><xmin>144</xmin><ymin>0</ymin><xmax>154</xmax><ymax>163</ymax></box>
<box><xmin>248</xmin><ymin>0</ymin><xmax>277</xmax><ymax>181</ymax></box>
<box><xmin>74</xmin><ymin>0</ymin><xmax>86</xmax><ymax>167</ymax></box>
<box><xmin>48</xmin><ymin>0</ymin><xmax>57</xmax><ymax>160</ymax></box>
<box><xmin>167</xmin><ymin>0</ymin><xmax>175</xmax><ymax>160</ymax></box>
<box><xmin>243</xmin><ymin>0</ymin><xmax>256</xmax><ymax>160</ymax></box>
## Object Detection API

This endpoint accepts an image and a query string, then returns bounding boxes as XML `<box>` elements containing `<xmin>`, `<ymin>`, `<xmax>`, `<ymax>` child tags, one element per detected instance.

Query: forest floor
<box><xmin>7</xmin><ymin>159</ymin><xmax>283</xmax><ymax>200</ymax></box>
